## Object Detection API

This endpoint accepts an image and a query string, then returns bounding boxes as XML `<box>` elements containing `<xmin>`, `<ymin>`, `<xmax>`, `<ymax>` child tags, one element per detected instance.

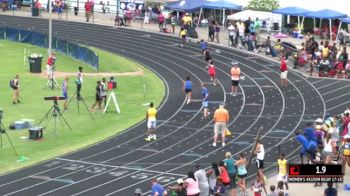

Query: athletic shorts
<box><xmin>277</xmin><ymin>174</ymin><xmax>288</xmax><ymax>183</ymax></box>
<box><xmin>281</xmin><ymin>71</ymin><xmax>288</xmax><ymax>79</ymax></box>
<box><xmin>256</xmin><ymin>159</ymin><xmax>264</xmax><ymax>169</ymax></box>
<box><xmin>202</xmin><ymin>100</ymin><xmax>208</xmax><ymax>108</ymax></box>
<box><xmin>47</xmin><ymin>65</ymin><xmax>53</xmax><ymax>76</ymax></box>
<box><xmin>185</xmin><ymin>89</ymin><xmax>192</xmax><ymax>93</ymax></box>
<box><xmin>238</xmin><ymin>174</ymin><xmax>247</xmax><ymax>178</ymax></box>
<box><xmin>182</xmin><ymin>35</ymin><xmax>186</xmax><ymax>39</ymax></box>
<box><xmin>62</xmin><ymin>92</ymin><xmax>68</xmax><ymax>99</ymax></box>
<box><xmin>231</xmin><ymin>80</ymin><xmax>239</xmax><ymax>86</ymax></box>
<box><xmin>147</xmin><ymin>119</ymin><xmax>156</xmax><ymax>129</ymax></box>
<box><xmin>214</xmin><ymin>122</ymin><xmax>226</xmax><ymax>134</ymax></box>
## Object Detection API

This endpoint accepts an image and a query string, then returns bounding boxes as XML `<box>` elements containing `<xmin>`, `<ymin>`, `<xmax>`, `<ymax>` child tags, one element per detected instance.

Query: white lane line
<box><xmin>325</xmin><ymin>93</ymin><xmax>350</xmax><ymax>103</ymax></box>
<box><xmin>317</xmin><ymin>80</ymin><xmax>342</xmax><ymax>90</ymax></box>
<box><xmin>321</xmin><ymin>85</ymin><xmax>350</xmax><ymax>95</ymax></box>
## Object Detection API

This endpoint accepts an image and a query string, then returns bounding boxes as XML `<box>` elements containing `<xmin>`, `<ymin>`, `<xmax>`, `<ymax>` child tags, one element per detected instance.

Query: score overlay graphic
<box><xmin>288</xmin><ymin>164</ymin><xmax>343</xmax><ymax>183</ymax></box>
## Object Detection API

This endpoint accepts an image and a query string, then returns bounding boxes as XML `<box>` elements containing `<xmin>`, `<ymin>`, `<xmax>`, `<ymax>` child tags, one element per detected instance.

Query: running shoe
<box><xmin>152</xmin><ymin>135</ymin><xmax>157</xmax><ymax>140</ymax></box>
<box><xmin>145</xmin><ymin>137</ymin><xmax>152</xmax><ymax>142</ymax></box>
<box><xmin>212</xmin><ymin>142</ymin><xmax>216</xmax><ymax>147</ymax></box>
<box><xmin>222</xmin><ymin>143</ymin><xmax>226</xmax><ymax>147</ymax></box>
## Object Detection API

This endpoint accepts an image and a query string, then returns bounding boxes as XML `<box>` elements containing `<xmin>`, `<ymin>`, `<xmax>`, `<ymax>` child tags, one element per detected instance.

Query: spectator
<box><xmin>168</xmin><ymin>179</ymin><xmax>186</xmax><ymax>196</ymax></box>
<box><xmin>144</xmin><ymin>11</ymin><xmax>150</xmax><ymax>24</ymax></box>
<box><xmin>170</xmin><ymin>15</ymin><xmax>176</xmax><ymax>34</ymax></box>
<box><xmin>339</xmin><ymin>46</ymin><xmax>348</xmax><ymax>68</ymax></box>
<box><xmin>158</xmin><ymin>12</ymin><xmax>165</xmax><ymax>32</ymax></box>
<box><xmin>236</xmin><ymin>153</ymin><xmax>248</xmax><ymax>193</ymax></box>
<box><xmin>214</xmin><ymin>22</ymin><xmax>220</xmax><ymax>43</ymax></box>
<box><xmin>213</xmin><ymin>177</ymin><xmax>226</xmax><ymax>196</ymax></box>
<box><xmin>206</xmin><ymin>162</ymin><xmax>220</xmax><ymax>194</ymax></box>
<box><xmin>134</xmin><ymin>188</ymin><xmax>142</xmax><ymax>196</ymax></box>
<box><xmin>342</xmin><ymin>135</ymin><xmax>350</xmax><ymax>170</ymax></box>
<box><xmin>254</xmin><ymin>140</ymin><xmax>265</xmax><ymax>174</ymax></box>
<box><xmin>208</xmin><ymin>20</ymin><xmax>215</xmax><ymax>42</ymax></box>
<box><xmin>228</xmin><ymin>23</ymin><xmax>236</xmax><ymax>46</ymax></box>
<box><xmin>324</xmin><ymin>182</ymin><xmax>337</xmax><ymax>196</ymax></box>
<box><xmin>150</xmin><ymin>178</ymin><xmax>167</xmax><ymax>196</ymax></box>
<box><xmin>90</xmin><ymin>80</ymin><xmax>102</xmax><ymax>112</ymax></box>
<box><xmin>182</xmin><ymin>13</ymin><xmax>192</xmax><ymax>30</ymax></box>
<box><xmin>250</xmin><ymin>172</ymin><xmax>267</xmax><ymax>196</ymax></box>
<box><xmin>218</xmin><ymin>161</ymin><xmax>231</xmax><ymax>186</ymax></box>
<box><xmin>194</xmin><ymin>163</ymin><xmax>209</xmax><ymax>196</ymax></box>
<box><xmin>303</xmin><ymin>122</ymin><xmax>317</xmax><ymax>143</ymax></box>
<box><xmin>277</xmin><ymin>153</ymin><xmax>288</xmax><ymax>190</ymax></box>
<box><xmin>323</xmin><ymin>133</ymin><xmax>333</xmax><ymax>164</ymax></box>
<box><xmin>84</xmin><ymin>0</ymin><xmax>92</xmax><ymax>22</ymax></box>
<box><xmin>11</xmin><ymin>74</ymin><xmax>20</xmax><ymax>104</ymax></box>
<box><xmin>224</xmin><ymin>152</ymin><xmax>237</xmax><ymax>196</ymax></box>
<box><xmin>267</xmin><ymin>185</ymin><xmax>278</xmax><ymax>196</ymax></box>
<box><xmin>295</xmin><ymin>131</ymin><xmax>317</xmax><ymax>164</ymax></box>
<box><xmin>184</xmin><ymin>171</ymin><xmax>200</xmax><ymax>196</ymax></box>
<box><xmin>213</xmin><ymin>103</ymin><xmax>229</xmax><ymax>147</ymax></box>
<box><xmin>277</xmin><ymin>181</ymin><xmax>289</xmax><ymax>196</ymax></box>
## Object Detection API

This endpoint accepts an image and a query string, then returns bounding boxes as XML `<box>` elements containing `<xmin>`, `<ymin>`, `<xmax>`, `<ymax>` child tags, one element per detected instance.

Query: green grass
<box><xmin>0</xmin><ymin>40</ymin><xmax>165</xmax><ymax>174</ymax></box>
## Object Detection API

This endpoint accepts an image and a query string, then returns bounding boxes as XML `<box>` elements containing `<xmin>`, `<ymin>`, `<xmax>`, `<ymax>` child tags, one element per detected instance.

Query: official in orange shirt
<box><xmin>213</xmin><ymin>103</ymin><xmax>229</xmax><ymax>147</ymax></box>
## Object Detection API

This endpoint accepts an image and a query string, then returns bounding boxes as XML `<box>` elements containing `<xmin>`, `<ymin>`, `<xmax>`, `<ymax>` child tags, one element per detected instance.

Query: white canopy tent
<box><xmin>227</xmin><ymin>10</ymin><xmax>282</xmax><ymax>31</ymax></box>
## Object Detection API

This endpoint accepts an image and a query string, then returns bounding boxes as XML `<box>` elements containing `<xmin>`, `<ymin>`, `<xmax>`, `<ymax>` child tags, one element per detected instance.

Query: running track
<box><xmin>0</xmin><ymin>15</ymin><xmax>349</xmax><ymax>195</ymax></box>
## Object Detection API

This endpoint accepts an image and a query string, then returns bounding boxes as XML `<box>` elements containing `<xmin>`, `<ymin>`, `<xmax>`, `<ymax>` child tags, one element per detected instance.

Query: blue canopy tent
<box><xmin>165</xmin><ymin>0</ymin><xmax>243</xmax><ymax>27</ymax></box>
<box><xmin>272</xmin><ymin>6</ymin><xmax>310</xmax><ymax>28</ymax></box>
<box><xmin>304</xmin><ymin>9</ymin><xmax>347</xmax><ymax>42</ymax></box>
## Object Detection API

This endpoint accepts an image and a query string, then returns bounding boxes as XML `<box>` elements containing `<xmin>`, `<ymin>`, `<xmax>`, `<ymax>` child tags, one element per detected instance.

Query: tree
<box><xmin>246</xmin><ymin>0</ymin><xmax>280</xmax><ymax>12</ymax></box>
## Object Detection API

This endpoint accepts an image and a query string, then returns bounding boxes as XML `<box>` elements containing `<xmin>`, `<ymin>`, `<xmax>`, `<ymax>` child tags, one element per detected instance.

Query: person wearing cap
<box><xmin>145</xmin><ymin>102</ymin><xmax>157</xmax><ymax>141</ymax></box>
<box><xmin>213</xmin><ymin>103</ymin><xmax>229</xmax><ymax>147</ymax></box>
<box><xmin>294</xmin><ymin>131</ymin><xmax>317</xmax><ymax>164</ymax></box>
<box><xmin>230</xmin><ymin>62</ymin><xmax>240</xmax><ymax>96</ymax></box>
<box><xmin>134</xmin><ymin>188</ymin><xmax>142</xmax><ymax>196</ymax></box>
<box><xmin>280</xmin><ymin>57</ymin><xmax>288</xmax><ymax>87</ymax></box>
<box><xmin>182</xmin><ymin>13</ymin><xmax>192</xmax><ymax>30</ymax></box>
<box><xmin>168</xmin><ymin>179</ymin><xmax>186</xmax><ymax>196</ymax></box>
<box><xmin>150</xmin><ymin>178</ymin><xmax>167</xmax><ymax>196</ymax></box>
<box><xmin>201</xmin><ymin>83</ymin><xmax>209</xmax><ymax>119</ymax></box>
<box><xmin>194</xmin><ymin>163</ymin><xmax>209</xmax><ymax>196</ymax></box>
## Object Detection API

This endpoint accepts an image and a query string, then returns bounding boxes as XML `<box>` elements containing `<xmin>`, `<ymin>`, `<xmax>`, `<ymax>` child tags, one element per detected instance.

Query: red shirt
<box><xmin>208</xmin><ymin>65</ymin><xmax>216</xmax><ymax>75</ymax></box>
<box><xmin>85</xmin><ymin>2</ymin><xmax>92</xmax><ymax>12</ymax></box>
<box><xmin>47</xmin><ymin>56</ymin><xmax>55</xmax><ymax>66</ymax></box>
<box><xmin>280</xmin><ymin>59</ymin><xmax>287</xmax><ymax>72</ymax></box>
<box><xmin>219</xmin><ymin>166</ymin><xmax>230</xmax><ymax>184</ymax></box>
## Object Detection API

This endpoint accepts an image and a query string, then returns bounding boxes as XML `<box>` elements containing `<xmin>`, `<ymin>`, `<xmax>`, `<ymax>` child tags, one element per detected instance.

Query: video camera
<box><xmin>44</xmin><ymin>96</ymin><xmax>66</xmax><ymax>101</ymax></box>
<box><xmin>108</xmin><ymin>77</ymin><xmax>117</xmax><ymax>90</ymax></box>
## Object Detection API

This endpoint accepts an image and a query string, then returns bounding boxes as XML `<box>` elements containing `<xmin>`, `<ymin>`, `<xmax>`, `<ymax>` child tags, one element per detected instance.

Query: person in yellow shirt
<box><xmin>179</xmin><ymin>27</ymin><xmax>187</xmax><ymax>47</ymax></box>
<box><xmin>145</xmin><ymin>102</ymin><xmax>157</xmax><ymax>141</ymax></box>
<box><xmin>182</xmin><ymin>13</ymin><xmax>192</xmax><ymax>30</ymax></box>
<box><xmin>213</xmin><ymin>103</ymin><xmax>229</xmax><ymax>147</ymax></box>
<box><xmin>277</xmin><ymin>153</ymin><xmax>289</xmax><ymax>190</ymax></box>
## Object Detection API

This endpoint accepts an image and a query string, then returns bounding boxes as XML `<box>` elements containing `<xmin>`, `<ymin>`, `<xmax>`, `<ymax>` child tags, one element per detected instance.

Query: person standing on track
<box><xmin>277</xmin><ymin>153</ymin><xmax>289</xmax><ymax>191</ymax></box>
<box><xmin>280</xmin><ymin>57</ymin><xmax>288</xmax><ymax>87</ymax></box>
<box><xmin>254</xmin><ymin>140</ymin><xmax>265</xmax><ymax>175</ymax></box>
<box><xmin>183</xmin><ymin>76</ymin><xmax>192</xmax><ymax>104</ymax></box>
<box><xmin>230</xmin><ymin>62</ymin><xmax>241</xmax><ymax>96</ymax></box>
<box><xmin>213</xmin><ymin>103</ymin><xmax>229</xmax><ymax>147</ymax></box>
<box><xmin>145</xmin><ymin>102</ymin><xmax>157</xmax><ymax>141</ymax></box>
<box><xmin>179</xmin><ymin>27</ymin><xmax>187</xmax><ymax>47</ymax></box>
<box><xmin>201</xmin><ymin>83</ymin><xmax>209</xmax><ymax>119</ymax></box>
<box><xmin>236</xmin><ymin>153</ymin><xmax>248</xmax><ymax>193</ymax></box>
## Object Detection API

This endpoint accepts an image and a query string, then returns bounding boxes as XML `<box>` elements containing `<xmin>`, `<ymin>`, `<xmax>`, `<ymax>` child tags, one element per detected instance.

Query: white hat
<box><xmin>344</xmin><ymin>135</ymin><xmax>350</xmax><ymax>139</ymax></box>
<box><xmin>315</xmin><ymin>125</ymin><xmax>322</xmax><ymax>130</ymax></box>
<box><xmin>177</xmin><ymin>178</ymin><xmax>184</xmax><ymax>184</ymax></box>
<box><xmin>315</xmin><ymin>118</ymin><xmax>323</xmax><ymax>123</ymax></box>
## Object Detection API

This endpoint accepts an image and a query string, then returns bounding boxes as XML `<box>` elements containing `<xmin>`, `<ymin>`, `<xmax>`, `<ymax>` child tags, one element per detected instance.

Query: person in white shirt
<box><xmin>255</xmin><ymin>140</ymin><xmax>265</xmax><ymax>175</ymax></box>
<box><xmin>228</xmin><ymin>23</ymin><xmax>236</xmax><ymax>46</ymax></box>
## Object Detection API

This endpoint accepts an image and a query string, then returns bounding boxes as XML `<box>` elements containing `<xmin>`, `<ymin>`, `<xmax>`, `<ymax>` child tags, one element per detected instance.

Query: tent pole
<box><xmin>301</xmin><ymin>16</ymin><xmax>305</xmax><ymax>31</ymax></box>
<box><xmin>197</xmin><ymin>7</ymin><xmax>203</xmax><ymax>29</ymax></box>
<box><xmin>329</xmin><ymin>19</ymin><xmax>332</xmax><ymax>43</ymax></box>
<box><xmin>222</xmin><ymin>9</ymin><xmax>225</xmax><ymax>27</ymax></box>
<box><xmin>336</xmin><ymin>21</ymin><xmax>342</xmax><ymax>44</ymax></box>
<box><xmin>297</xmin><ymin>16</ymin><xmax>300</xmax><ymax>29</ymax></box>
<box><xmin>313</xmin><ymin>18</ymin><xmax>316</xmax><ymax>29</ymax></box>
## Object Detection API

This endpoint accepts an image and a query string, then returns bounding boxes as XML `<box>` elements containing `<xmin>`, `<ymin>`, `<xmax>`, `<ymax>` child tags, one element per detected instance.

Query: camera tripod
<box><xmin>44</xmin><ymin>68</ymin><xmax>59</xmax><ymax>90</ymax></box>
<box><xmin>66</xmin><ymin>89</ymin><xmax>94</xmax><ymax>120</ymax></box>
<box><xmin>39</xmin><ymin>100</ymin><xmax>72</xmax><ymax>136</ymax></box>
<box><xmin>0</xmin><ymin>121</ymin><xmax>18</xmax><ymax>156</ymax></box>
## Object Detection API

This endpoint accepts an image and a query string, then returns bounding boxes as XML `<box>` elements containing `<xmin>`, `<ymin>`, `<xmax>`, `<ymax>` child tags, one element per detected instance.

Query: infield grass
<box><xmin>0</xmin><ymin>40</ymin><xmax>165</xmax><ymax>174</ymax></box>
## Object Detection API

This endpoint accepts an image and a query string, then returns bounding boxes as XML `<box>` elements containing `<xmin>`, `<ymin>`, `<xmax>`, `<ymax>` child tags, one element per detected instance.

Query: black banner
<box><xmin>288</xmin><ymin>164</ymin><xmax>343</xmax><ymax>176</ymax></box>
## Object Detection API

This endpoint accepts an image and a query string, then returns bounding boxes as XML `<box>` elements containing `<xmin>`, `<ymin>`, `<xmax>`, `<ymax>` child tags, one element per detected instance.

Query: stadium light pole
<box><xmin>48</xmin><ymin>0</ymin><xmax>52</xmax><ymax>55</ymax></box>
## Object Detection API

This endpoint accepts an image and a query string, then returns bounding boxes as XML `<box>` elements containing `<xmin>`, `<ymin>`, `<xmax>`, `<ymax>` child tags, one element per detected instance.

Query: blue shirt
<box><xmin>296</xmin><ymin>134</ymin><xmax>309</xmax><ymax>149</ymax></box>
<box><xmin>151</xmin><ymin>183</ymin><xmax>165</xmax><ymax>196</ymax></box>
<box><xmin>202</xmin><ymin>87</ymin><xmax>209</xmax><ymax>101</ymax></box>
<box><xmin>62</xmin><ymin>81</ymin><xmax>67</xmax><ymax>93</ymax></box>
<box><xmin>184</xmin><ymin>80</ymin><xmax>192</xmax><ymax>90</ymax></box>
<box><xmin>200</xmin><ymin>42</ymin><xmax>208</xmax><ymax>50</ymax></box>
<box><xmin>304</xmin><ymin>127</ymin><xmax>317</xmax><ymax>142</ymax></box>
<box><xmin>224</xmin><ymin>158</ymin><xmax>236</xmax><ymax>175</ymax></box>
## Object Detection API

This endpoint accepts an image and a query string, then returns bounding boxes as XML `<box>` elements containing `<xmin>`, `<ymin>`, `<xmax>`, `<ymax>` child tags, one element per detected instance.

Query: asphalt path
<box><xmin>0</xmin><ymin>15</ymin><xmax>349</xmax><ymax>195</ymax></box>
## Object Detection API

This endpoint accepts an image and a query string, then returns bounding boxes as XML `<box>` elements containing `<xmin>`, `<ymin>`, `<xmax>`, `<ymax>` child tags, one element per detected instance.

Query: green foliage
<box><xmin>246</xmin><ymin>0</ymin><xmax>280</xmax><ymax>12</ymax></box>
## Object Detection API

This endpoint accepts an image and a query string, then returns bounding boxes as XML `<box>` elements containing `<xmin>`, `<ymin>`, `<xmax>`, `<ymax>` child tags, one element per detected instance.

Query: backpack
<box><xmin>9</xmin><ymin>80</ymin><xmax>14</xmax><ymax>88</ymax></box>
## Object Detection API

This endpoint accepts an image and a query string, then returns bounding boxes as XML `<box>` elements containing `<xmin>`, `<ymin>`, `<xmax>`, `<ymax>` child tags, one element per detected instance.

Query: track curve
<box><xmin>0</xmin><ymin>15</ymin><xmax>349</xmax><ymax>195</ymax></box>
